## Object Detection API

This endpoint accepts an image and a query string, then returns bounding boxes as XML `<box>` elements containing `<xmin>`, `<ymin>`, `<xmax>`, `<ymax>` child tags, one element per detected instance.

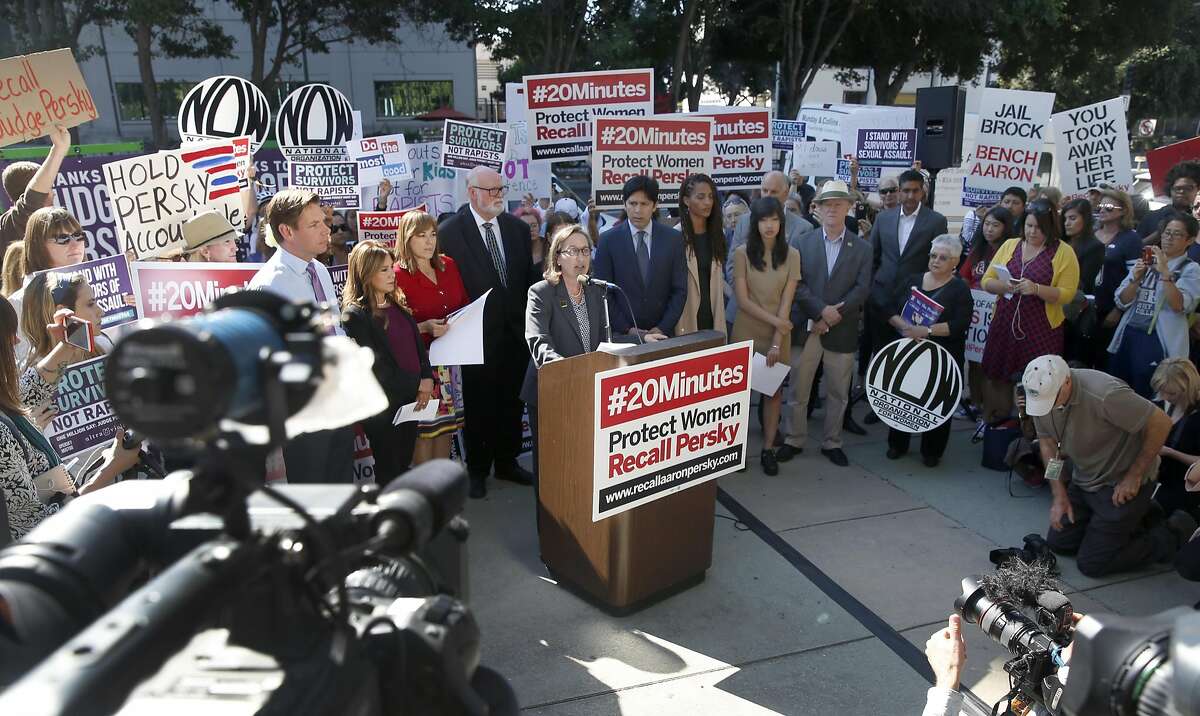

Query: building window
<box><xmin>843</xmin><ymin>90</ymin><xmax>867</xmax><ymax>104</ymax></box>
<box><xmin>115</xmin><ymin>80</ymin><xmax>197</xmax><ymax>122</ymax></box>
<box><xmin>375</xmin><ymin>80</ymin><xmax>454</xmax><ymax>119</ymax></box>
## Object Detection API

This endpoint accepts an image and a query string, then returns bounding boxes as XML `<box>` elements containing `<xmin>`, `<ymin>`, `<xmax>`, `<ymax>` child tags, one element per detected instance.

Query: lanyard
<box><xmin>1048</xmin><ymin>402</ymin><xmax>1073</xmax><ymax>459</ymax></box>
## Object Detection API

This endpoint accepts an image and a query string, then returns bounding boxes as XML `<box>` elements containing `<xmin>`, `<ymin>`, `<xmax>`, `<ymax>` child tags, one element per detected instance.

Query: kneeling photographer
<box><xmin>1021</xmin><ymin>355</ymin><xmax>1191</xmax><ymax>577</ymax></box>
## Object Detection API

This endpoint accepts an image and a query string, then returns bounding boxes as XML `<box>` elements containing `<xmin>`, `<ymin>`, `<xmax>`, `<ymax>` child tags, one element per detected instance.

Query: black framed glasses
<box><xmin>471</xmin><ymin>185</ymin><xmax>509</xmax><ymax>197</ymax></box>
<box><xmin>50</xmin><ymin>231</ymin><xmax>86</xmax><ymax>246</ymax></box>
<box><xmin>557</xmin><ymin>247</ymin><xmax>590</xmax><ymax>258</ymax></box>
<box><xmin>330</xmin><ymin>224</ymin><xmax>348</xmax><ymax>233</ymax></box>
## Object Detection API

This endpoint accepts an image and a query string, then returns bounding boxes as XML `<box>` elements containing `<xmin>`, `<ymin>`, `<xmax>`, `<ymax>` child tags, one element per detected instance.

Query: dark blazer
<box><xmin>888</xmin><ymin>272</ymin><xmax>973</xmax><ymax>362</ymax></box>
<box><xmin>437</xmin><ymin>205</ymin><xmax>536</xmax><ymax>353</ymax></box>
<box><xmin>1068</xmin><ymin>235</ymin><xmax>1105</xmax><ymax>295</ymax></box>
<box><xmin>342</xmin><ymin>303</ymin><xmax>433</xmax><ymax>420</ymax></box>
<box><xmin>593</xmin><ymin>220</ymin><xmax>687</xmax><ymax>336</ymax></box>
<box><xmin>520</xmin><ymin>280</ymin><xmax>607</xmax><ymax>404</ymax></box>
<box><xmin>792</xmin><ymin>227</ymin><xmax>873</xmax><ymax>353</ymax></box>
<box><xmin>869</xmin><ymin>205</ymin><xmax>949</xmax><ymax>310</ymax></box>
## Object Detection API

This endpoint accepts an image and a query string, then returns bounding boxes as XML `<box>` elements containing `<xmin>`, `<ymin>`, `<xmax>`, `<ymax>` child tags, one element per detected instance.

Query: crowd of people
<box><xmin>2</xmin><ymin>120</ymin><xmax>1200</xmax><ymax>588</ymax></box>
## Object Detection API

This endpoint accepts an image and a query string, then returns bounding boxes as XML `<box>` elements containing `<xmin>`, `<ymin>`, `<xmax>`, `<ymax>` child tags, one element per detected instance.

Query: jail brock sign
<box><xmin>865</xmin><ymin>338</ymin><xmax>963</xmax><ymax>434</ymax></box>
<box><xmin>592</xmin><ymin>342</ymin><xmax>751</xmax><ymax>522</ymax></box>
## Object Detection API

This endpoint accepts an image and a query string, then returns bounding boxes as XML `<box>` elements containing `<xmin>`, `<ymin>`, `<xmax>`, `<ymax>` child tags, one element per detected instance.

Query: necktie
<box><xmin>306</xmin><ymin>262</ymin><xmax>336</xmax><ymax>336</ymax></box>
<box><xmin>482</xmin><ymin>222</ymin><xmax>507</xmax><ymax>287</ymax></box>
<box><xmin>636</xmin><ymin>230</ymin><xmax>650</xmax><ymax>283</ymax></box>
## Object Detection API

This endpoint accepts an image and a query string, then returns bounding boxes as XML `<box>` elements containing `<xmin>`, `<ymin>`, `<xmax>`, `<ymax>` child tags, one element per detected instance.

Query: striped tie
<box><xmin>483</xmin><ymin>222</ymin><xmax>507</xmax><ymax>287</ymax></box>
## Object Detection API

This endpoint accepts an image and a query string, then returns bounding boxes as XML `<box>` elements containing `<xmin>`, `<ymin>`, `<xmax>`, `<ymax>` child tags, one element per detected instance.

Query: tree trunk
<box><xmin>132</xmin><ymin>20</ymin><xmax>166</xmax><ymax>149</ymax></box>
<box><xmin>670</xmin><ymin>0</ymin><xmax>702</xmax><ymax>104</ymax></box>
<box><xmin>872</xmin><ymin>59</ymin><xmax>916</xmax><ymax>106</ymax></box>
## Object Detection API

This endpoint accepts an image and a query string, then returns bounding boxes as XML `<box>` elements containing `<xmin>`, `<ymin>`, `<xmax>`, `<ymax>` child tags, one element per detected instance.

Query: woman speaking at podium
<box><xmin>521</xmin><ymin>224</ymin><xmax>607</xmax><ymax>511</ymax></box>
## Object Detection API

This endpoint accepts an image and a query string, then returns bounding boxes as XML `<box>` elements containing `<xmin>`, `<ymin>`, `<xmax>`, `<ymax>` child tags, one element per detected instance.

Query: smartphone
<box><xmin>64</xmin><ymin>316</ymin><xmax>94</xmax><ymax>352</ymax></box>
<box><xmin>1142</xmin><ymin>246</ymin><xmax>1154</xmax><ymax>265</ymax></box>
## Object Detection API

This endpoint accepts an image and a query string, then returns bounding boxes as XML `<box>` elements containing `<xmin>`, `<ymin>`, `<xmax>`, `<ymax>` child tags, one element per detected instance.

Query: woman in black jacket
<box><xmin>1061</xmin><ymin>199</ymin><xmax>1105</xmax><ymax>366</ymax></box>
<box><xmin>1151</xmin><ymin>359</ymin><xmax>1200</xmax><ymax>522</ymax></box>
<box><xmin>341</xmin><ymin>240</ymin><xmax>433</xmax><ymax>485</ymax></box>
<box><xmin>885</xmin><ymin>234</ymin><xmax>973</xmax><ymax>467</ymax></box>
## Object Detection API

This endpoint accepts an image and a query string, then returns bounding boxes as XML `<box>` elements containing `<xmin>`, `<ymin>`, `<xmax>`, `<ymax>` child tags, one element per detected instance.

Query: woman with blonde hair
<box><xmin>1152</xmin><ymin>358</ymin><xmax>1200</xmax><ymax>522</ymax></box>
<box><xmin>392</xmin><ymin>210</ymin><xmax>469</xmax><ymax>464</ymax></box>
<box><xmin>21</xmin><ymin>272</ymin><xmax>109</xmax><ymax>372</ymax></box>
<box><xmin>2</xmin><ymin>242</ymin><xmax>25</xmax><ymax>296</ymax></box>
<box><xmin>341</xmin><ymin>240</ymin><xmax>433</xmax><ymax>484</ymax></box>
<box><xmin>11</xmin><ymin>207</ymin><xmax>88</xmax><ymax>361</ymax></box>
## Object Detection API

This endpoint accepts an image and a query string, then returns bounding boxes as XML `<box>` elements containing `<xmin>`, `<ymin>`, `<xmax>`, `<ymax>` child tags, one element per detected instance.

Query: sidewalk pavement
<box><xmin>460</xmin><ymin>413</ymin><xmax>1200</xmax><ymax>714</ymax></box>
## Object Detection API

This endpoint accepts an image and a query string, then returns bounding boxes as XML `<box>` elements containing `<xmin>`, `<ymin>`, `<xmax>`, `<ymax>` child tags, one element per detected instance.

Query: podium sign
<box><xmin>592</xmin><ymin>341</ymin><xmax>751</xmax><ymax>521</ymax></box>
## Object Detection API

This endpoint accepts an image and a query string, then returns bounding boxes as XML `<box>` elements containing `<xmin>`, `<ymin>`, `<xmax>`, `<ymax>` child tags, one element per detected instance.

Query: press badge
<box><xmin>1045</xmin><ymin>458</ymin><xmax>1065</xmax><ymax>481</ymax></box>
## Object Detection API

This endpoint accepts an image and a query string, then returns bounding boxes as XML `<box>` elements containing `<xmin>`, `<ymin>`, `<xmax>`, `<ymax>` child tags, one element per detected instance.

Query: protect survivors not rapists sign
<box><xmin>592</xmin><ymin>342</ymin><xmax>750</xmax><ymax>521</ymax></box>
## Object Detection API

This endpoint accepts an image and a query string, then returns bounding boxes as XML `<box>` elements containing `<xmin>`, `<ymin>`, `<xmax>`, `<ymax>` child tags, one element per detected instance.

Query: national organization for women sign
<box><xmin>865</xmin><ymin>339</ymin><xmax>963</xmax><ymax>433</ymax></box>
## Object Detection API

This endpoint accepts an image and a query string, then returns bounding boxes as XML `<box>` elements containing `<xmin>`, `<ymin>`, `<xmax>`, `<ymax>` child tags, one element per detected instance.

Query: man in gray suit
<box><xmin>725</xmin><ymin>170</ymin><xmax>814</xmax><ymax>323</ymax></box>
<box><xmin>776</xmin><ymin>180</ymin><xmax>873</xmax><ymax>467</ymax></box>
<box><xmin>864</xmin><ymin>168</ymin><xmax>948</xmax><ymax>423</ymax></box>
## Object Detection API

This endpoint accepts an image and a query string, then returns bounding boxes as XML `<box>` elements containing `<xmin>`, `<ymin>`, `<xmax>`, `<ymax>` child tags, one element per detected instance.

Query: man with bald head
<box><xmin>725</xmin><ymin>171</ymin><xmax>814</xmax><ymax>322</ymax></box>
<box><xmin>438</xmin><ymin>166</ymin><xmax>537</xmax><ymax>498</ymax></box>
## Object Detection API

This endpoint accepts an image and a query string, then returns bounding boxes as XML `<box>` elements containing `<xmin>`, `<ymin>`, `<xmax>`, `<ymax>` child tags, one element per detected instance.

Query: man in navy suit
<box><xmin>593</xmin><ymin>176</ymin><xmax>687</xmax><ymax>340</ymax></box>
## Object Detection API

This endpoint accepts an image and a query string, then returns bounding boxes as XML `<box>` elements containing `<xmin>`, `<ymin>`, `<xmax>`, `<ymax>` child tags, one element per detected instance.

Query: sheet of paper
<box><xmin>751</xmin><ymin>352</ymin><xmax>791</xmax><ymax>395</ymax></box>
<box><xmin>428</xmin><ymin>289</ymin><xmax>491</xmax><ymax>365</ymax></box>
<box><xmin>598</xmin><ymin>341</ymin><xmax>636</xmax><ymax>354</ymax></box>
<box><xmin>393</xmin><ymin>399</ymin><xmax>440</xmax><ymax>425</ymax></box>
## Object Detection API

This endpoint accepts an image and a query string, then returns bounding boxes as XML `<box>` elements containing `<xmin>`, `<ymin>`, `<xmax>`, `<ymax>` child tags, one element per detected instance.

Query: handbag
<box><xmin>981</xmin><ymin>419</ymin><xmax>1022</xmax><ymax>471</ymax></box>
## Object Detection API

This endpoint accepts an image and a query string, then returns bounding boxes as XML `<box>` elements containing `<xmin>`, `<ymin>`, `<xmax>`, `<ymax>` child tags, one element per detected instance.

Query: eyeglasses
<box><xmin>330</xmin><ymin>224</ymin><xmax>348</xmax><ymax>233</ymax></box>
<box><xmin>928</xmin><ymin>253</ymin><xmax>953</xmax><ymax>262</ymax></box>
<box><xmin>471</xmin><ymin>185</ymin><xmax>509</xmax><ymax>197</ymax></box>
<box><xmin>1096</xmin><ymin>204</ymin><xmax>1120</xmax><ymax>212</ymax></box>
<box><xmin>878</xmin><ymin>188</ymin><xmax>897</xmax><ymax>195</ymax></box>
<box><xmin>557</xmin><ymin>247</ymin><xmax>590</xmax><ymax>258</ymax></box>
<box><xmin>50</xmin><ymin>231</ymin><xmax>86</xmax><ymax>246</ymax></box>
<box><xmin>1161</xmin><ymin>229</ymin><xmax>1189</xmax><ymax>240</ymax></box>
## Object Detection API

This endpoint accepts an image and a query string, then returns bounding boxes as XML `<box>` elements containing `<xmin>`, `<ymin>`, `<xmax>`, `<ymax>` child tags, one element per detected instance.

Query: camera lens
<box><xmin>956</xmin><ymin>578</ymin><xmax>1055</xmax><ymax>657</ymax></box>
<box><xmin>106</xmin><ymin>308</ymin><xmax>286</xmax><ymax>441</ymax></box>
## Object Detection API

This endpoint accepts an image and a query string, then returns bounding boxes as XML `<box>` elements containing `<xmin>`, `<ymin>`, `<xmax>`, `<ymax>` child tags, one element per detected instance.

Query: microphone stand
<box><xmin>600</xmin><ymin>285</ymin><xmax>613</xmax><ymax>344</ymax></box>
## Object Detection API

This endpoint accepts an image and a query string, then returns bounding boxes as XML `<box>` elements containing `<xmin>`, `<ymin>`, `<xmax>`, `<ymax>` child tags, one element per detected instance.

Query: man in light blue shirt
<box><xmin>248</xmin><ymin>189</ymin><xmax>353</xmax><ymax>483</ymax></box>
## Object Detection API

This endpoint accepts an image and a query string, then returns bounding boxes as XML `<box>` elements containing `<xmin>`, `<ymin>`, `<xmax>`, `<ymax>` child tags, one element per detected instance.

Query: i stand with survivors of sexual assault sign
<box><xmin>592</xmin><ymin>342</ymin><xmax>751</xmax><ymax>522</ymax></box>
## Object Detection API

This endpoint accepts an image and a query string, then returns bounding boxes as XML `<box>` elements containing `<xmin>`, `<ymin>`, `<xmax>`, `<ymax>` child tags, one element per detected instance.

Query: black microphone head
<box><xmin>378</xmin><ymin>459</ymin><xmax>467</xmax><ymax>534</ymax></box>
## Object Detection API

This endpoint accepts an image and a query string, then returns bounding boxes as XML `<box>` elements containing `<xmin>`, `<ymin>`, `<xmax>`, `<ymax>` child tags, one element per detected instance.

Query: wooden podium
<box><xmin>537</xmin><ymin>330</ymin><xmax>725</xmax><ymax>612</ymax></box>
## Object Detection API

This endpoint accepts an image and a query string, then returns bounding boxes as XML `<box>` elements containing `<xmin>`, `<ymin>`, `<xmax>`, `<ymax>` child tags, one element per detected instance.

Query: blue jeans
<box><xmin>1108</xmin><ymin>328</ymin><xmax>1164</xmax><ymax>399</ymax></box>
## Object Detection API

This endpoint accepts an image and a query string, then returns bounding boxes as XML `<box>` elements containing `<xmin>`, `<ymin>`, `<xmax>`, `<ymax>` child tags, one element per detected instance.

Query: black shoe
<box><xmin>886</xmin><ymin>447</ymin><xmax>905</xmax><ymax>460</ymax></box>
<box><xmin>863</xmin><ymin>412</ymin><xmax>881</xmax><ymax>425</ymax></box>
<box><xmin>760</xmin><ymin>449</ymin><xmax>779</xmax><ymax>476</ymax></box>
<box><xmin>469</xmin><ymin>476</ymin><xmax>487</xmax><ymax>499</ymax></box>
<box><xmin>821</xmin><ymin>448</ymin><xmax>849</xmax><ymax>467</ymax></box>
<box><xmin>922</xmin><ymin>455</ymin><xmax>940</xmax><ymax>467</ymax></box>
<box><xmin>776</xmin><ymin>444</ymin><xmax>802</xmax><ymax>462</ymax></box>
<box><xmin>496</xmin><ymin>464</ymin><xmax>534</xmax><ymax>486</ymax></box>
<box><xmin>843</xmin><ymin>413</ymin><xmax>867</xmax><ymax>436</ymax></box>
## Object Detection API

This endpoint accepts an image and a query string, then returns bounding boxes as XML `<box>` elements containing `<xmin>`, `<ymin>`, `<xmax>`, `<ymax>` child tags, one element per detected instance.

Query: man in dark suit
<box><xmin>864</xmin><ymin>168</ymin><xmax>948</xmax><ymax>423</ymax></box>
<box><xmin>438</xmin><ymin>166</ymin><xmax>537</xmax><ymax>498</ymax></box>
<box><xmin>593</xmin><ymin>176</ymin><xmax>687</xmax><ymax>340</ymax></box>
<box><xmin>777</xmin><ymin>180</ymin><xmax>873</xmax><ymax>467</ymax></box>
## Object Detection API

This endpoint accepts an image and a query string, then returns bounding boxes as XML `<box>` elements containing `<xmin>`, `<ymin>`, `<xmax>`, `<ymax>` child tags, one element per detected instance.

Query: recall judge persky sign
<box><xmin>592</xmin><ymin>342</ymin><xmax>751</xmax><ymax>521</ymax></box>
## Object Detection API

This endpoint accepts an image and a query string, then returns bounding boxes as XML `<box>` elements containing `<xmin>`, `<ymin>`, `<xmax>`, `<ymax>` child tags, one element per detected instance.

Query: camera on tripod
<box><xmin>0</xmin><ymin>291</ymin><xmax>517</xmax><ymax>715</ymax></box>
<box><xmin>955</xmin><ymin>560</ymin><xmax>1200</xmax><ymax>716</ymax></box>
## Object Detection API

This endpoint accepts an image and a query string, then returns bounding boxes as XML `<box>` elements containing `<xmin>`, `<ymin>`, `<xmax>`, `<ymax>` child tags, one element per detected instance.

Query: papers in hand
<box><xmin>393</xmin><ymin>399</ymin><xmax>440</xmax><ymax>425</ymax></box>
<box><xmin>751</xmin><ymin>352</ymin><xmax>790</xmax><ymax>395</ymax></box>
<box><xmin>990</xmin><ymin>264</ymin><xmax>1016</xmax><ymax>300</ymax></box>
<box><xmin>428</xmin><ymin>289</ymin><xmax>491</xmax><ymax>366</ymax></box>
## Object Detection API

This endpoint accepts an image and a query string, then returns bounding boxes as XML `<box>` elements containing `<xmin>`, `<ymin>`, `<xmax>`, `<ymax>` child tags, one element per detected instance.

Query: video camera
<box><xmin>955</xmin><ymin>559</ymin><xmax>1200</xmax><ymax>715</ymax></box>
<box><xmin>0</xmin><ymin>291</ymin><xmax>517</xmax><ymax>715</ymax></box>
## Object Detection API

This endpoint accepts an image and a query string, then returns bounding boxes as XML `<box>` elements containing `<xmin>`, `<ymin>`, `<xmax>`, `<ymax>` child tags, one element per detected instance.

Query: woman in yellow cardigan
<box><xmin>979</xmin><ymin>199</ymin><xmax>1080</xmax><ymax>423</ymax></box>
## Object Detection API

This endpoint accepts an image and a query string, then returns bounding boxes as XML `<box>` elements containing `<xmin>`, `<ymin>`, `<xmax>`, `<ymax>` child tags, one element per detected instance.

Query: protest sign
<box><xmin>866</xmin><ymin>338</ymin><xmax>963</xmax><ymax>434</ymax></box>
<box><xmin>347</xmin><ymin>133</ymin><xmax>411</xmax><ymax>185</ymax></box>
<box><xmin>275</xmin><ymin>84</ymin><xmax>355</xmax><ymax>162</ymax></box>
<box><xmin>44</xmin><ymin>357</ymin><xmax>116</xmax><ymax>461</ymax></box>
<box><xmin>524</xmin><ymin>68</ymin><xmax>655</xmax><ymax>161</ymax></box>
<box><xmin>177</xmin><ymin>76</ymin><xmax>272</xmax><ymax>154</ymax></box>
<box><xmin>288</xmin><ymin>162</ymin><xmax>360</xmax><ymax>209</ymax></box>
<box><xmin>103</xmin><ymin>142</ymin><xmax>246</xmax><ymax>259</ymax></box>
<box><xmin>357</xmin><ymin>204</ymin><xmax>425</xmax><ymax>244</ymax></box>
<box><xmin>253</xmin><ymin>147</ymin><xmax>288</xmax><ymax>198</ymax></box>
<box><xmin>441</xmin><ymin>119</ymin><xmax>507</xmax><ymax>171</ymax></box>
<box><xmin>797</xmin><ymin>104</ymin><xmax>913</xmax><ymax>156</ymax></box>
<box><xmin>494</xmin><ymin>121</ymin><xmax>552</xmax><ymax>201</ymax></box>
<box><xmin>1146</xmin><ymin>136</ymin><xmax>1200</xmax><ymax>197</ymax></box>
<box><xmin>965</xmin><ymin>88</ymin><xmax>1055</xmax><ymax>198</ymax></box>
<box><xmin>0</xmin><ymin>49</ymin><xmax>98</xmax><ymax>147</ymax></box>
<box><xmin>359</xmin><ymin>142</ymin><xmax>465</xmax><ymax>216</ymax></box>
<box><xmin>592</xmin><ymin>342</ymin><xmax>750</xmax><ymax>521</ymax></box>
<box><xmin>667</xmin><ymin>107</ymin><xmax>769</xmax><ymax>191</ymax></box>
<box><xmin>965</xmin><ymin>290</ymin><xmax>996</xmax><ymax>362</ymax></box>
<box><xmin>857</xmin><ymin>129</ymin><xmax>915</xmax><ymax>168</ymax></box>
<box><xmin>35</xmin><ymin>255</ymin><xmax>136</xmax><ymax>330</ymax></box>
<box><xmin>790</xmin><ymin>140</ymin><xmax>838</xmax><ymax>177</ymax></box>
<box><xmin>329</xmin><ymin>264</ymin><xmax>348</xmax><ymax>305</ymax></box>
<box><xmin>132</xmin><ymin>262</ymin><xmax>263</xmax><ymax>319</ymax></box>
<box><xmin>591</xmin><ymin>115</ymin><xmax>714</xmax><ymax>210</ymax></box>
<box><xmin>1051</xmin><ymin>98</ymin><xmax>1132</xmax><ymax>199</ymax></box>
<box><xmin>771</xmin><ymin>119</ymin><xmax>807</xmax><ymax>151</ymax></box>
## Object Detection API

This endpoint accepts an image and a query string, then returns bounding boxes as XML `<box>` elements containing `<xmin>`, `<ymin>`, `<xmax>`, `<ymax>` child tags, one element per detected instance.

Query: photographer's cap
<box><xmin>1022</xmin><ymin>355</ymin><xmax>1070</xmax><ymax>417</ymax></box>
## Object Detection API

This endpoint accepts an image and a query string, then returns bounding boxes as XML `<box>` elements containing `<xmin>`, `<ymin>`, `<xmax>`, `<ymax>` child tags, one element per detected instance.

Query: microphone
<box><xmin>373</xmin><ymin>459</ymin><xmax>467</xmax><ymax>554</ymax></box>
<box><xmin>578</xmin><ymin>275</ymin><xmax>620</xmax><ymax>291</ymax></box>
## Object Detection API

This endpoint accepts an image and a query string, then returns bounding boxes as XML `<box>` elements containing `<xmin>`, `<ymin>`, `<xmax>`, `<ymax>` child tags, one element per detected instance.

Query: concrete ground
<box><xmin>460</xmin><ymin>407</ymin><xmax>1200</xmax><ymax>715</ymax></box>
